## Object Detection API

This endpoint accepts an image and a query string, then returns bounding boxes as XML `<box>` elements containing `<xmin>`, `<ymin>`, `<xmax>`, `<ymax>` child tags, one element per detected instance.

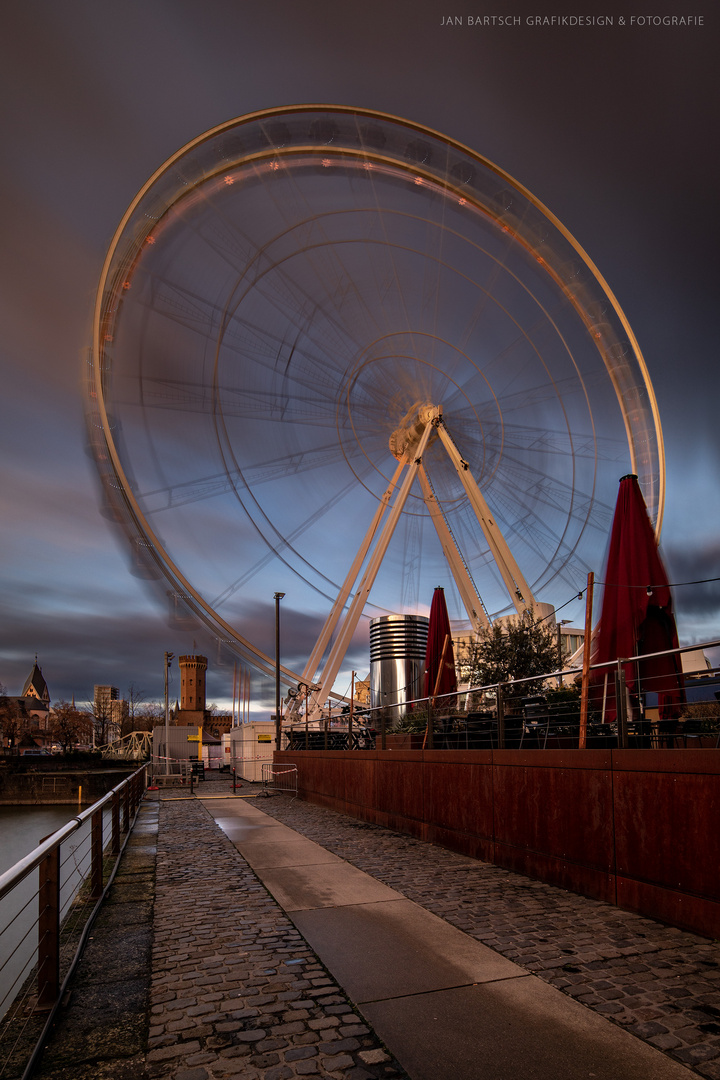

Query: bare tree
<box><xmin>125</xmin><ymin>683</ymin><xmax>146</xmax><ymax>737</ymax></box>
<box><xmin>135</xmin><ymin>701</ymin><xmax>164</xmax><ymax>732</ymax></box>
<box><xmin>87</xmin><ymin>699</ymin><xmax>110</xmax><ymax>747</ymax></box>
<box><xmin>51</xmin><ymin>702</ymin><xmax>92</xmax><ymax>754</ymax></box>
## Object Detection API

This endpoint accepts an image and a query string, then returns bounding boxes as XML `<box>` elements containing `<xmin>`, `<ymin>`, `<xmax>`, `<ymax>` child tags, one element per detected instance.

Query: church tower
<box><xmin>22</xmin><ymin>658</ymin><xmax>50</xmax><ymax>703</ymax></box>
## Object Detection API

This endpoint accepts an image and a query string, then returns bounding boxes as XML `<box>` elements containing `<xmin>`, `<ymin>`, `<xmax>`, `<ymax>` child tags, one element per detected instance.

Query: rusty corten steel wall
<box><xmin>274</xmin><ymin>748</ymin><xmax>720</xmax><ymax>939</ymax></box>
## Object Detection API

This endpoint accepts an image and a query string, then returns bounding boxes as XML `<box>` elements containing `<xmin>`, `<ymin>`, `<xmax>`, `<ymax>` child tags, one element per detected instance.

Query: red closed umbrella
<box><xmin>593</xmin><ymin>474</ymin><xmax>684</xmax><ymax>721</ymax></box>
<box><xmin>423</xmin><ymin>587</ymin><xmax>458</xmax><ymax>702</ymax></box>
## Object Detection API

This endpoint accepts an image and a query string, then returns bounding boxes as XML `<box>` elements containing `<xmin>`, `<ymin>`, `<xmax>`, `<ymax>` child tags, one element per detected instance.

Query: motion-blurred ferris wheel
<box><xmin>88</xmin><ymin>105</ymin><xmax>664</xmax><ymax>701</ymax></box>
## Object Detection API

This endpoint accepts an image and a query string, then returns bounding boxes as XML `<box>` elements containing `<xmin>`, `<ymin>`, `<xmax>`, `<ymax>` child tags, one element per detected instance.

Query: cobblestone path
<box><xmin>256</xmin><ymin>794</ymin><xmax>720</xmax><ymax>1079</ymax></box>
<box><xmin>148</xmin><ymin>796</ymin><xmax>410</xmax><ymax>1080</ymax></box>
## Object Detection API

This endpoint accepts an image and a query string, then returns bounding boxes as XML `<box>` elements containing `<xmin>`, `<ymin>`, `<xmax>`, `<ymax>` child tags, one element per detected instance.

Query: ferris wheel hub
<box><xmin>389</xmin><ymin>402</ymin><xmax>441</xmax><ymax>461</ymax></box>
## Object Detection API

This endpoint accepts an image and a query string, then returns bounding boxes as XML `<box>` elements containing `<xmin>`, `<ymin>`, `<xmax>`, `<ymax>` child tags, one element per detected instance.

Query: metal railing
<box><xmin>97</xmin><ymin>730</ymin><xmax>153</xmax><ymax>760</ymax></box>
<box><xmin>279</xmin><ymin>638</ymin><xmax>720</xmax><ymax>751</ymax></box>
<box><xmin>261</xmin><ymin>764</ymin><xmax>298</xmax><ymax>799</ymax></box>
<box><xmin>149</xmin><ymin>756</ymin><xmax>194</xmax><ymax>784</ymax></box>
<box><xmin>0</xmin><ymin>763</ymin><xmax>149</xmax><ymax>1079</ymax></box>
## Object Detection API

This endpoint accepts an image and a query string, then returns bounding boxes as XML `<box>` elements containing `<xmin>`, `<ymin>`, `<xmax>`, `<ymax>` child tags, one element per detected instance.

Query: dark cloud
<box><xmin>664</xmin><ymin>542</ymin><xmax>720</xmax><ymax>620</ymax></box>
<box><xmin>0</xmin><ymin>582</ymin><xmax>370</xmax><ymax>711</ymax></box>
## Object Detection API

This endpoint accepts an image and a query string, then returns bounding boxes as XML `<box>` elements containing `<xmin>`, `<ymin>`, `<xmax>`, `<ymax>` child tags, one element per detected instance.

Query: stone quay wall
<box><xmin>0</xmin><ymin>766</ymin><xmax>135</xmax><ymax>805</ymax></box>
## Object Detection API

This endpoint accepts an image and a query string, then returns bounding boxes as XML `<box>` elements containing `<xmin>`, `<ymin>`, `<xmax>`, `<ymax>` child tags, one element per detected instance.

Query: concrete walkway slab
<box><xmin>258</xmin><ymin>860</ymin><xmax>403</xmax><ymax>910</ymax></box>
<box><xmin>238</xmin><ymin>837</ymin><xmax>346</xmax><ymax>869</ymax></box>
<box><xmin>292</xmin><ymin>899</ymin><xmax>523</xmax><ymax>1000</ymax></box>
<box><xmin>361</xmin><ymin>979</ymin><xmax>696</xmax><ymax>1080</ymax></box>
<box><xmin>213</xmin><ymin>815</ymin><xmax>301</xmax><ymax>844</ymax></box>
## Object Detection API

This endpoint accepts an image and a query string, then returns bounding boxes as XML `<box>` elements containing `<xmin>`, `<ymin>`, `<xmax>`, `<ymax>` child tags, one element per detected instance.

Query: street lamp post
<box><xmin>274</xmin><ymin>593</ymin><xmax>285</xmax><ymax>750</ymax></box>
<box><xmin>164</xmin><ymin>651</ymin><xmax>174</xmax><ymax>775</ymax></box>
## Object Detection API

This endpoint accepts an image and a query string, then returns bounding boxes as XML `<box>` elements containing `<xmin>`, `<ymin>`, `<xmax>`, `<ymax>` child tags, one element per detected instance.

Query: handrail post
<box><xmin>426</xmin><ymin>696</ymin><xmax>434</xmax><ymax>750</ymax></box>
<box><xmin>579</xmin><ymin>571</ymin><xmax>594</xmax><ymax>748</ymax></box>
<box><xmin>380</xmin><ymin>710</ymin><xmax>386</xmax><ymax>750</ymax></box>
<box><xmin>91</xmin><ymin>808</ymin><xmax>103</xmax><ymax>899</ymax></box>
<box><xmin>37</xmin><ymin>847</ymin><xmax>60</xmax><ymax>1010</ymax></box>
<box><xmin>122</xmin><ymin>781</ymin><xmax>130</xmax><ymax>833</ymax></box>
<box><xmin>615</xmin><ymin>661</ymin><xmax>629</xmax><ymax>749</ymax></box>
<box><xmin>496</xmin><ymin>683</ymin><xmax>505</xmax><ymax>749</ymax></box>
<box><xmin>111</xmin><ymin>790</ymin><xmax>120</xmax><ymax>855</ymax></box>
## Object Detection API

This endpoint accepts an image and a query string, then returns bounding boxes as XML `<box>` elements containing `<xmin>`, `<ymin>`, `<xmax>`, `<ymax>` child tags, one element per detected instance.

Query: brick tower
<box><xmin>179</xmin><ymin>655</ymin><xmax>207</xmax><ymax>714</ymax></box>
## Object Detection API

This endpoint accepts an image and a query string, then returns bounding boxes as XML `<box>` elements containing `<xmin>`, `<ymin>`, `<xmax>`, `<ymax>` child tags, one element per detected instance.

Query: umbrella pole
<box><xmin>579</xmin><ymin>571</ymin><xmax>594</xmax><ymax>749</ymax></box>
<box><xmin>432</xmin><ymin>634</ymin><xmax>453</xmax><ymax>702</ymax></box>
<box><xmin>348</xmin><ymin>670</ymin><xmax>354</xmax><ymax>750</ymax></box>
<box><xmin>615</xmin><ymin>661</ymin><xmax>629</xmax><ymax>749</ymax></box>
<box><xmin>428</xmin><ymin>633</ymin><xmax>452</xmax><ymax>750</ymax></box>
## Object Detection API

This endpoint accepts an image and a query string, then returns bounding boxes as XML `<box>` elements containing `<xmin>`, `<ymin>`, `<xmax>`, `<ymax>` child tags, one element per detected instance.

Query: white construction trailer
<box><xmin>229</xmin><ymin>722</ymin><xmax>275</xmax><ymax>782</ymax></box>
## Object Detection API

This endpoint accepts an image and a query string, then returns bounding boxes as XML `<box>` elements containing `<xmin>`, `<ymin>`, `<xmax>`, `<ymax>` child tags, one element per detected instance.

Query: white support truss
<box><xmin>304</xmin><ymin>419</ymin><xmax>434</xmax><ymax>719</ymax></box>
<box><xmin>417</xmin><ymin>465</ymin><xmax>490</xmax><ymax>633</ymax></box>
<box><xmin>432</xmin><ymin>413</ymin><xmax>538</xmax><ymax>615</ymax></box>
<box><xmin>298</xmin><ymin>402</ymin><xmax>543</xmax><ymax>719</ymax></box>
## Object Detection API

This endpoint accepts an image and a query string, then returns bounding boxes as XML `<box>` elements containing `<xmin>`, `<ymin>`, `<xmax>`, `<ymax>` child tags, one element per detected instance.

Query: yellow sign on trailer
<box><xmin>187</xmin><ymin>727</ymin><xmax>203</xmax><ymax>759</ymax></box>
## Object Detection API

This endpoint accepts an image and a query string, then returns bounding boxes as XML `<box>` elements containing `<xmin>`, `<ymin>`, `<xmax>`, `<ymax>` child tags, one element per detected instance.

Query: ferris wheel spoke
<box><xmin>137</xmin><ymin>438</ymin><xmax>366</xmax><ymax>515</ymax></box>
<box><xmin>210</xmin><ymin>467</ymin><xmax>374</xmax><ymax>609</ymax></box>
<box><xmin>148</xmin><ymin>195</ymin><xmax>385</xmax><ymax>388</ymax></box>
<box><xmin>483</xmin><ymin>456</ymin><xmax>613</xmax><ymax>572</ymax></box>
<box><xmin>253</xmin><ymin>174</ymin><xmax>388</xmax><ymax>337</ymax></box>
<box><xmin>125</xmin><ymin>278</ymin><xmax>350</xmax><ymax>411</ymax></box>
<box><xmin>123</xmin><ymin>373</ymin><xmax>341</xmax><ymax>429</ymax></box>
<box><xmin>355</xmin><ymin>173</ymin><xmax>431</xmax><ymax>354</ymax></box>
<box><xmin>139</xmin><ymin>470</ymin><xmax>241</xmax><ymax>513</ymax></box>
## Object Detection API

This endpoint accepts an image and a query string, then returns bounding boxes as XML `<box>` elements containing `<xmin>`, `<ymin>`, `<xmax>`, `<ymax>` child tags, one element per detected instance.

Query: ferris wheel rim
<box><xmin>89</xmin><ymin>105</ymin><xmax>665</xmax><ymax>672</ymax></box>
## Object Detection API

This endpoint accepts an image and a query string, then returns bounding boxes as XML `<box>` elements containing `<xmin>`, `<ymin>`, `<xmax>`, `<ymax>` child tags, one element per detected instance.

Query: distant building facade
<box><xmin>353</xmin><ymin>678</ymin><xmax>371</xmax><ymax>706</ymax></box>
<box><xmin>93</xmin><ymin>685</ymin><xmax>128</xmax><ymax>743</ymax></box>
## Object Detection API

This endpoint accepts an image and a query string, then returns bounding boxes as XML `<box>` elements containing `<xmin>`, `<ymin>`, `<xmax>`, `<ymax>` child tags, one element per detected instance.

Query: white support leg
<box><xmin>417</xmin><ymin>465</ymin><xmax>490</xmax><ymax>633</ymax></box>
<box><xmin>307</xmin><ymin>421</ymin><xmax>434</xmax><ymax>718</ymax></box>
<box><xmin>300</xmin><ymin>459</ymin><xmax>406</xmax><ymax>685</ymax></box>
<box><xmin>433</xmin><ymin>416</ymin><xmax>537</xmax><ymax>615</ymax></box>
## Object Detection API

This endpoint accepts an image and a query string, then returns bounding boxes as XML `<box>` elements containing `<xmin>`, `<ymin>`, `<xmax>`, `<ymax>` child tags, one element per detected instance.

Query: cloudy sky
<box><xmin>0</xmin><ymin>0</ymin><xmax>717</xmax><ymax>712</ymax></box>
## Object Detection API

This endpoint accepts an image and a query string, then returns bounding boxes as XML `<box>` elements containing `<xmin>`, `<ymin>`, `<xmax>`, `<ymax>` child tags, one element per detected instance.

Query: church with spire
<box><xmin>22</xmin><ymin>657</ymin><xmax>50</xmax><ymax>707</ymax></box>
<box><xmin>1</xmin><ymin>658</ymin><xmax>53</xmax><ymax>745</ymax></box>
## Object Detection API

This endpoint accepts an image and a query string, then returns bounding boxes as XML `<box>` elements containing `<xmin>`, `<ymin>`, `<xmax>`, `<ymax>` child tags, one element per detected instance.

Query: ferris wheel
<box><xmin>87</xmin><ymin>105</ymin><xmax>664</xmax><ymax>703</ymax></box>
